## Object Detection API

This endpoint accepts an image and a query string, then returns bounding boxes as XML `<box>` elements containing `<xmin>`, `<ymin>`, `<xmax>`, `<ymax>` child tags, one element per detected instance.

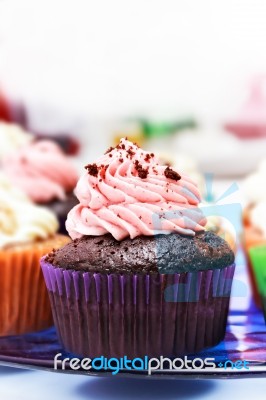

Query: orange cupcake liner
<box><xmin>0</xmin><ymin>234</ymin><xmax>70</xmax><ymax>336</ymax></box>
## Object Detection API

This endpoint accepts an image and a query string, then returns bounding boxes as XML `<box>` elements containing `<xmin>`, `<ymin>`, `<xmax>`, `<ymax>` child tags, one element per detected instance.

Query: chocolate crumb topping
<box><xmin>116</xmin><ymin>142</ymin><xmax>126</xmax><ymax>151</ymax></box>
<box><xmin>144</xmin><ymin>153</ymin><xmax>155</xmax><ymax>162</ymax></box>
<box><xmin>134</xmin><ymin>160</ymin><xmax>148</xmax><ymax>179</ymax></box>
<box><xmin>164</xmin><ymin>166</ymin><xmax>181</xmax><ymax>181</ymax></box>
<box><xmin>138</xmin><ymin>169</ymin><xmax>148</xmax><ymax>179</ymax></box>
<box><xmin>104</xmin><ymin>146</ymin><xmax>114</xmax><ymax>154</ymax></box>
<box><xmin>127</xmin><ymin>148</ymin><xmax>135</xmax><ymax>157</ymax></box>
<box><xmin>144</xmin><ymin>154</ymin><xmax>151</xmax><ymax>162</ymax></box>
<box><xmin>85</xmin><ymin>163</ymin><xmax>98</xmax><ymax>177</ymax></box>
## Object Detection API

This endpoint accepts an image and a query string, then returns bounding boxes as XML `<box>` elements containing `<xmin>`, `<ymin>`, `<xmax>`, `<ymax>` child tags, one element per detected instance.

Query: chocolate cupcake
<box><xmin>41</xmin><ymin>139</ymin><xmax>235</xmax><ymax>358</ymax></box>
<box><xmin>2</xmin><ymin>140</ymin><xmax>78</xmax><ymax>234</ymax></box>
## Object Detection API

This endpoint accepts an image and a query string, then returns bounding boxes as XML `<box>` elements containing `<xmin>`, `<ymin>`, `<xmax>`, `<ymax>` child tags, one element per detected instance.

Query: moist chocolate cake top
<box><xmin>45</xmin><ymin>231</ymin><xmax>234</xmax><ymax>274</ymax></box>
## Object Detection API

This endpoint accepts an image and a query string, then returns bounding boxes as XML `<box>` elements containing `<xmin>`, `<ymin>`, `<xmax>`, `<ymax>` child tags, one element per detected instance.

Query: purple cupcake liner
<box><xmin>41</xmin><ymin>259</ymin><xmax>235</xmax><ymax>358</ymax></box>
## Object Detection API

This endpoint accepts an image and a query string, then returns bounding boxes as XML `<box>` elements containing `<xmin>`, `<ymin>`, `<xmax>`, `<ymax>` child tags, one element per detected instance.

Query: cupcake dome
<box><xmin>48</xmin><ymin>231</ymin><xmax>233</xmax><ymax>274</ymax></box>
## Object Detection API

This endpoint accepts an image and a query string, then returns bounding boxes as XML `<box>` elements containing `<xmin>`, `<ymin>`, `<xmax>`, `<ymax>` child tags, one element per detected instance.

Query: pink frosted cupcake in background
<box><xmin>2</xmin><ymin>140</ymin><xmax>78</xmax><ymax>234</ymax></box>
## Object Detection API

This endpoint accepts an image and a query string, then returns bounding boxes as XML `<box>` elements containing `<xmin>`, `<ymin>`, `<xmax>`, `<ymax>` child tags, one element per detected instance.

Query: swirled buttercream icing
<box><xmin>66</xmin><ymin>139</ymin><xmax>206</xmax><ymax>241</ymax></box>
<box><xmin>0</xmin><ymin>173</ymin><xmax>59</xmax><ymax>248</ymax></box>
<box><xmin>2</xmin><ymin>140</ymin><xmax>78</xmax><ymax>203</ymax></box>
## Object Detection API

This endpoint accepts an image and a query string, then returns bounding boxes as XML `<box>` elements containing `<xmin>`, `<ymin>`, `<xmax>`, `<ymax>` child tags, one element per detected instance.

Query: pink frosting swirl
<box><xmin>2</xmin><ymin>140</ymin><xmax>78</xmax><ymax>203</ymax></box>
<box><xmin>66</xmin><ymin>139</ymin><xmax>206</xmax><ymax>241</ymax></box>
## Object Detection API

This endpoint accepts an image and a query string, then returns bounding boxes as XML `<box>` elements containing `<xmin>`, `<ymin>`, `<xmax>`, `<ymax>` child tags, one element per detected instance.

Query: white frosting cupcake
<box><xmin>0</xmin><ymin>122</ymin><xmax>33</xmax><ymax>160</ymax></box>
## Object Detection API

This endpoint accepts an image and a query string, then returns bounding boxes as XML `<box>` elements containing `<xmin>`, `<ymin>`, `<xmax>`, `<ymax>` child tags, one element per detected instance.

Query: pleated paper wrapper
<box><xmin>0</xmin><ymin>235</ymin><xmax>70</xmax><ymax>336</ymax></box>
<box><xmin>41</xmin><ymin>259</ymin><xmax>235</xmax><ymax>358</ymax></box>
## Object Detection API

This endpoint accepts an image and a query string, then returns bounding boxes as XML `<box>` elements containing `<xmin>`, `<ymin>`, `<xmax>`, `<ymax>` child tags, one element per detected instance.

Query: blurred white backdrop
<box><xmin>1</xmin><ymin>0</ymin><xmax>266</xmax><ymax>122</ymax></box>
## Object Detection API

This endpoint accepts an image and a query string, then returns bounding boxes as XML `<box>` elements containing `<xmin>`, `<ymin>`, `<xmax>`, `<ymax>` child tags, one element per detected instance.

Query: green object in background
<box><xmin>140</xmin><ymin>118</ymin><xmax>197</xmax><ymax>138</ymax></box>
<box><xmin>249</xmin><ymin>245</ymin><xmax>266</xmax><ymax>296</ymax></box>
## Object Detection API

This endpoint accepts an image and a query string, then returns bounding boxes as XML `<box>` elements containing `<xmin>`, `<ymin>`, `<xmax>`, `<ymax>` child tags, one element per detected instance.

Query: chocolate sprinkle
<box><xmin>164</xmin><ymin>166</ymin><xmax>181</xmax><ymax>181</ymax></box>
<box><xmin>116</xmin><ymin>142</ymin><xmax>126</xmax><ymax>151</ymax></box>
<box><xmin>127</xmin><ymin>148</ymin><xmax>135</xmax><ymax>157</ymax></box>
<box><xmin>85</xmin><ymin>163</ymin><xmax>98</xmax><ymax>177</ymax></box>
<box><xmin>134</xmin><ymin>160</ymin><xmax>148</xmax><ymax>179</ymax></box>
<box><xmin>144</xmin><ymin>154</ymin><xmax>151</xmax><ymax>162</ymax></box>
<box><xmin>104</xmin><ymin>146</ymin><xmax>114</xmax><ymax>154</ymax></box>
<box><xmin>144</xmin><ymin>153</ymin><xmax>155</xmax><ymax>162</ymax></box>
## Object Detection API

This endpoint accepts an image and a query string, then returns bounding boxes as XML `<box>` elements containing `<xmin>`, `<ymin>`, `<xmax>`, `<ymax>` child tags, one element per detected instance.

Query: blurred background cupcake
<box><xmin>1</xmin><ymin>140</ymin><xmax>79</xmax><ymax>234</ymax></box>
<box><xmin>0</xmin><ymin>121</ymin><xmax>33</xmax><ymax>161</ymax></box>
<box><xmin>0</xmin><ymin>172</ymin><xmax>70</xmax><ymax>335</ymax></box>
<box><xmin>243</xmin><ymin>159</ymin><xmax>266</xmax><ymax>308</ymax></box>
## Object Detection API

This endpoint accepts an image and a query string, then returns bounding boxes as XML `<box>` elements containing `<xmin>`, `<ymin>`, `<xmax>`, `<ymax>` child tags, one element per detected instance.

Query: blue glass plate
<box><xmin>0</xmin><ymin>255</ymin><xmax>265</xmax><ymax>379</ymax></box>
